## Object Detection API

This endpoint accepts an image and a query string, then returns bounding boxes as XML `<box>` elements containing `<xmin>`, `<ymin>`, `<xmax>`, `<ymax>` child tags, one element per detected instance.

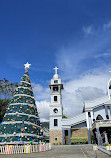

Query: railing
<box><xmin>92</xmin><ymin>120</ymin><xmax>111</xmax><ymax>128</ymax></box>
<box><xmin>94</xmin><ymin>120</ymin><xmax>111</xmax><ymax>123</ymax></box>
<box><xmin>0</xmin><ymin>143</ymin><xmax>51</xmax><ymax>154</ymax></box>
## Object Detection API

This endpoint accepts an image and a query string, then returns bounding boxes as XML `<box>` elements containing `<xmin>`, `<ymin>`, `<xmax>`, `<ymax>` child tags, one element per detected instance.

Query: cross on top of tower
<box><xmin>24</xmin><ymin>62</ymin><xmax>31</xmax><ymax>69</ymax></box>
<box><xmin>53</xmin><ymin>66</ymin><xmax>59</xmax><ymax>74</ymax></box>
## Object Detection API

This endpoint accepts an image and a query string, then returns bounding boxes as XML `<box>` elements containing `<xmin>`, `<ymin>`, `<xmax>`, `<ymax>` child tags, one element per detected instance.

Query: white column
<box><xmin>90</xmin><ymin>111</ymin><xmax>94</xmax><ymax>124</ymax></box>
<box><xmin>86</xmin><ymin>112</ymin><xmax>89</xmax><ymax>129</ymax></box>
<box><xmin>86</xmin><ymin>112</ymin><xmax>91</xmax><ymax>144</ymax></box>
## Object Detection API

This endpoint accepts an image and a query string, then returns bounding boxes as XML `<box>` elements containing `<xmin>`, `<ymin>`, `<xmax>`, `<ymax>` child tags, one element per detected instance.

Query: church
<box><xmin>49</xmin><ymin>67</ymin><xmax>111</xmax><ymax>145</ymax></box>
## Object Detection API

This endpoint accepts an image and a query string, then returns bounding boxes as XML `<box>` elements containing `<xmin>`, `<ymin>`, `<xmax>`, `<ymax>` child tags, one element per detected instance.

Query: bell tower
<box><xmin>49</xmin><ymin>67</ymin><xmax>63</xmax><ymax>144</ymax></box>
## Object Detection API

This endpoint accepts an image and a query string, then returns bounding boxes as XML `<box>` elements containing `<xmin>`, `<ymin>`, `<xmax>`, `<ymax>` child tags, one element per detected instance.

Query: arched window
<box><xmin>96</xmin><ymin>115</ymin><xmax>103</xmax><ymax>120</ymax></box>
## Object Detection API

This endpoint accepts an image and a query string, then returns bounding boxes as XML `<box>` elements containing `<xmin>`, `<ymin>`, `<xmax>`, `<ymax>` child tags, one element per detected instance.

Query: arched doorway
<box><xmin>96</xmin><ymin>115</ymin><xmax>103</xmax><ymax>120</ymax></box>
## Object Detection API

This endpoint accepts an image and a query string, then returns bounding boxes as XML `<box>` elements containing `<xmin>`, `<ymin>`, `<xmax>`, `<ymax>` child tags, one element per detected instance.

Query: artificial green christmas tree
<box><xmin>0</xmin><ymin>62</ymin><xmax>43</xmax><ymax>144</ymax></box>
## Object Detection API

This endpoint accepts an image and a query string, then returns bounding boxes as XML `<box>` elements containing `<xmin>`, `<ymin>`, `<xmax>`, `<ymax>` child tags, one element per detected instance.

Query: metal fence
<box><xmin>0</xmin><ymin>143</ymin><xmax>51</xmax><ymax>154</ymax></box>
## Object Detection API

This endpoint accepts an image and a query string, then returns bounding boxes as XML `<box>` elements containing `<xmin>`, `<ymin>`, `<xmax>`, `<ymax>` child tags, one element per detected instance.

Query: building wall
<box><xmin>50</xmin><ymin>116</ymin><xmax>62</xmax><ymax>130</ymax></box>
<box><xmin>93</xmin><ymin>105</ymin><xmax>106</xmax><ymax>120</ymax></box>
<box><xmin>49</xmin><ymin>130</ymin><xmax>63</xmax><ymax>144</ymax></box>
<box><xmin>71</xmin><ymin>128</ymin><xmax>88</xmax><ymax>138</ymax></box>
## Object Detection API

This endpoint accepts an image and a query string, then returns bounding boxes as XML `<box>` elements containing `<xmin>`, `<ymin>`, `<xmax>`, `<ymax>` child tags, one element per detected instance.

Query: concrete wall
<box><xmin>49</xmin><ymin>130</ymin><xmax>63</xmax><ymax>144</ymax></box>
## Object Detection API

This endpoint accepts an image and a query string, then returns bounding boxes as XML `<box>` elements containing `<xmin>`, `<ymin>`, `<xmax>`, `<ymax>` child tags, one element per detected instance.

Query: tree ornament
<box><xmin>13</xmin><ymin>132</ymin><xmax>16</xmax><ymax>135</ymax></box>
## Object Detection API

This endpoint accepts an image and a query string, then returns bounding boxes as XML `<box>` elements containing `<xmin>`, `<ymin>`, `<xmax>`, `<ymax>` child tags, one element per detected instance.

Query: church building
<box><xmin>49</xmin><ymin>67</ymin><xmax>111</xmax><ymax>145</ymax></box>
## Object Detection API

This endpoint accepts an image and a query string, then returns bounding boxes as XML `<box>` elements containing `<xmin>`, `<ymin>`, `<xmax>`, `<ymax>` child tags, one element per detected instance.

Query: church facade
<box><xmin>49</xmin><ymin>67</ymin><xmax>111</xmax><ymax>145</ymax></box>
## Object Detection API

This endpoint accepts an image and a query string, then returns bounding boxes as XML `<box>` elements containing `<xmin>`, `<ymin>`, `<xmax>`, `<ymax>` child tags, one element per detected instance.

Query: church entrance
<box><xmin>65</xmin><ymin>130</ymin><xmax>69</xmax><ymax>144</ymax></box>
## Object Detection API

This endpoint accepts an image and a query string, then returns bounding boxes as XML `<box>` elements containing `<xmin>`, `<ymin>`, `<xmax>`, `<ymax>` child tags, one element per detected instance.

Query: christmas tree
<box><xmin>0</xmin><ymin>62</ymin><xmax>43</xmax><ymax>144</ymax></box>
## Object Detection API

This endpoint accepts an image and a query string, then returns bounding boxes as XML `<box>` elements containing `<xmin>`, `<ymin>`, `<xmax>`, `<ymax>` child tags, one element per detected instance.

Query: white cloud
<box><xmin>82</xmin><ymin>25</ymin><xmax>93</xmax><ymax>35</ymax></box>
<box><xmin>32</xmin><ymin>83</ymin><xmax>50</xmax><ymax>101</ymax></box>
<box><xmin>95</xmin><ymin>49</ymin><xmax>111</xmax><ymax>58</ymax></box>
<box><xmin>62</xmin><ymin>72</ymin><xmax>109</xmax><ymax>118</ymax></box>
<box><xmin>33</xmin><ymin>70</ymin><xmax>110</xmax><ymax>120</ymax></box>
<box><xmin>36</xmin><ymin>100</ymin><xmax>50</xmax><ymax>122</ymax></box>
<box><xmin>103</xmin><ymin>21</ymin><xmax>111</xmax><ymax>31</ymax></box>
<box><xmin>32</xmin><ymin>83</ymin><xmax>43</xmax><ymax>92</ymax></box>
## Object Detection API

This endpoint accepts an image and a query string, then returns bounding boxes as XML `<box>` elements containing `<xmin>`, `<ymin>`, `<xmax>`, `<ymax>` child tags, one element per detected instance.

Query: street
<box><xmin>0</xmin><ymin>145</ymin><xmax>110</xmax><ymax>158</ymax></box>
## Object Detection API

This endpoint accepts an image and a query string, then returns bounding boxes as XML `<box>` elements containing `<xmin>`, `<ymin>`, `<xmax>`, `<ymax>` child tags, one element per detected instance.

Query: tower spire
<box><xmin>53</xmin><ymin>66</ymin><xmax>59</xmax><ymax>74</ymax></box>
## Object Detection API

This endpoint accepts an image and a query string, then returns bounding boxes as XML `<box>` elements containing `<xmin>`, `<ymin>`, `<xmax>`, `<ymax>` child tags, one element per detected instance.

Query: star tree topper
<box><xmin>24</xmin><ymin>62</ymin><xmax>31</xmax><ymax>69</ymax></box>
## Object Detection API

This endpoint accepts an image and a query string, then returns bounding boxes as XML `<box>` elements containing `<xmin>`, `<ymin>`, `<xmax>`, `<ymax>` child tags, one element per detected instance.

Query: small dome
<box><xmin>53</xmin><ymin>74</ymin><xmax>60</xmax><ymax>79</ymax></box>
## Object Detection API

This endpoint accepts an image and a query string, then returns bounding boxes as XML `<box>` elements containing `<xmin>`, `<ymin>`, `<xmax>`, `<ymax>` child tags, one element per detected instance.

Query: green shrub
<box><xmin>104</xmin><ymin>143</ymin><xmax>109</xmax><ymax>146</ymax></box>
<box><xmin>109</xmin><ymin>138</ymin><xmax>111</xmax><ymax>144</ymax></box>
<box><xmin>71</xmin><ymin>137</ymin><xmax>88</xmax><ymax>144</ymax></box>
<box><xmin>91</xmin><ymin>134</ymin><xmax>95</xmax><ymax>144</ymax></box>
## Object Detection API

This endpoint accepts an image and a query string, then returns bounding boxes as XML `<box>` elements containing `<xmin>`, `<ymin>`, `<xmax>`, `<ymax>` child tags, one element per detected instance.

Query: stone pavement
<box><xmin>0</xmin><ymin>145</ymin><xmax>110</xmax><ymax>158</ymax></box>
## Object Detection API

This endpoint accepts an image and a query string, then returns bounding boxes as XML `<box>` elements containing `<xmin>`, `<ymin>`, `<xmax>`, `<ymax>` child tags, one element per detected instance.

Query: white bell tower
<box><xmin>49</xmin><ymin>66</ymin><xmax>63</xmax><ymax>144</ymax></box>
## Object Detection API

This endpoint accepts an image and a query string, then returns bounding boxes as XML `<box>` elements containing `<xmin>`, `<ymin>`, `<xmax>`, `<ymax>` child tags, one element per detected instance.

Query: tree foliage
<box><xmin>62</xmin><ymin>115</ymin><xmax>68</xmax><ymax>118</ymax></box>
<box><xmin>0</xmin><ymin>78</ymin><xmax>18</xmax><ymax>122</ymax></box>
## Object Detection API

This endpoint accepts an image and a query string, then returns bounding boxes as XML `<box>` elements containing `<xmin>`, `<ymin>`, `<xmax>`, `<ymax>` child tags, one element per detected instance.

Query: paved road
<box><xmin>0</xmin><ymin>145</ymin><xmax>110</xmax><ymax>158</ymax></box>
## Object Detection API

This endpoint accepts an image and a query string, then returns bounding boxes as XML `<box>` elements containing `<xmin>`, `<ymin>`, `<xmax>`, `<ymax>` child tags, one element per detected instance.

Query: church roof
<box><xmin>84</xmin><ymin>95</ymin><xmax>109</xmax><ymax>110</ymax></box>
<box><xmin>53</xmin><ymin>74</ymin><xmax>60</xmax><ymax>79</ymax></box>
<box><xmin>62</xmin><ymin>113</ymin><xmax>86</xmax><ymax>127</ymax></box>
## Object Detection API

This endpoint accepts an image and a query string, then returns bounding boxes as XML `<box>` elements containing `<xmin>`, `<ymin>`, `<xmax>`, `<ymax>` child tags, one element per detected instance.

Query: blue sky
<box><xmin>1</xmin><ymin>0</ymin><xmax>111</xmax><ymax>120</ymax></box>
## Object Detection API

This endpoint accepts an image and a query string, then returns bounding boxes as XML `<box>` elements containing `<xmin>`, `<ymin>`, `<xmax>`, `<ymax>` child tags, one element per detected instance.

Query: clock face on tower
<box><xmin>53</xmin><ymin>108</ymin><xmax>58</xmax><ymax>113</ymax></box>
